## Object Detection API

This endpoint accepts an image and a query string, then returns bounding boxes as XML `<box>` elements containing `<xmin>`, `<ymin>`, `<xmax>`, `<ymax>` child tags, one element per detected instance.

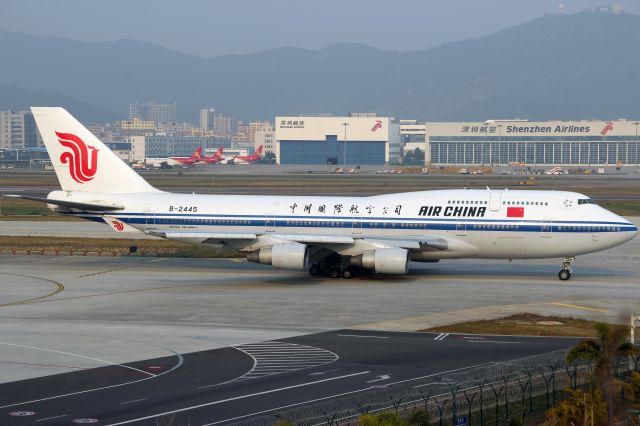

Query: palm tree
<box><xmin>566</xmin><ymin>322</ymin><xmax>638</xmax><ymax>423</ymax></box>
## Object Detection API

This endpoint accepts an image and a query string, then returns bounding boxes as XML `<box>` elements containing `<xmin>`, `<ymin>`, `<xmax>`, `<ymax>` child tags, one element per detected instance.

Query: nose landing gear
<box><xmin>558</xmin><ymin>256</ymin><xmax>575</xmax><ymax>280</ymax></box>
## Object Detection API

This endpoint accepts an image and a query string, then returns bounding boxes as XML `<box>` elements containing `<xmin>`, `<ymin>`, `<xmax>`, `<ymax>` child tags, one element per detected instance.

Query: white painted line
<box><xmin>467</xmin><ymin>340</ymin><xmax>521</xmax><ymax>344</ymax></box>
<box><xmin>0</xmin><ymin>349</ymin><xmax>183</xmax><ymax>410</ymax></box>
<box><xmin>120</xmin><ymin>398</ymin><xmax>148</xmax><ymax>405</ymax></box>
<box><xmin>106</xmin><ymin>371</ymin><xmax>370</xmax><ymax>425</ymax></box>
<box><xmin>366</xmin><ymin>374</ymin><xmax>391</xmax><ymax>383</ymax></box>
<box><xmin>337</xmin><ymin>334</ymin><xmax>390</xmax><ymax>339</ymax></box>
<box><xmin>36</xmin><ymin>415</ymin><xmax>68</xmax><ymax>422</ymax></box>
<box><xmin>200</xmin><ymin>362</ymin><xmax>492</xmax><ymax>426</ymax></box>
<box><xmin>434</xmin><ymin>333</ymin><xmax>444</xmax><ymax>340</ymax></box>
<box><xmin>0</xmin><ymin>342</ymin><xmax>155</xmax><ymax>378</ymax></box>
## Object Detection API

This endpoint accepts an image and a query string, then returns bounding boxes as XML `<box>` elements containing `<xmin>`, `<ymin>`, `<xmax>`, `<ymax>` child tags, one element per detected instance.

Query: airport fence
<box><xmin>240</xmin><ymin>350</ymin><xmax>640</xmax><ymax>426</ymax></box>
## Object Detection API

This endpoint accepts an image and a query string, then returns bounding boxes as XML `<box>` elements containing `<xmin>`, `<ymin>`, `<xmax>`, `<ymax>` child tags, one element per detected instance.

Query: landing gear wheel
<box><xmin>309</xmin><ymin>264</ymin><xmax>321</xmax><ymax>277</ymax></box>
<box><xmin>558</xmin><ymin>269</ymin><xmax>571</xmax><ymax>281</ymax></box>
<box><xmin>341</xmin><ymin>268</ymin><xmax>353</xmax><ymax>279</ymax></box>
<box><xmin>558</xmin><ymin>256</ymin><xmax>575</xmax><ymax>281</ymax></box>
<box><xmin>329</xmin><ymin>268</ymin><xmax>340</xmax><ymax>279</ymax></box>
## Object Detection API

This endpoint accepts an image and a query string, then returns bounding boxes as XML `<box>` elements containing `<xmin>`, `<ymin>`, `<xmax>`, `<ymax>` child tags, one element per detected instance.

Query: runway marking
<box><xmin>0</xmin><ymin>273</ymin><xmax>64</xmax><ymax>308</ymax></box>
<box><xmin>0</xmin><ymin>360</ymin><xmax>85</xmax><ymax>370</ymax></box>
<box><xmin>467</xmin><ymin>340</ymin><xmax>521</xmax><ymax>344</ymax></box>
<box><xmin>120</xmin><ymin>398</ymin><xmax>148</xmax><ymax>405</ymax></box>
<box><xmin>337</xmin><ymin>334</ymin><xmax>389</xmax><ymax>339</ymax></box>
<box><xmin>229</xmin><ymin>341</ymin><xmax>338</xmax><ymax>382</ymax></box>
<box><xmin>0</xmin><ymin>348</ymin><xmax>183</xmax><ymax>410</ymax></box>
<box><xmin>105</xmin><ymin>371</ymin><xmax>370</xmax><ymax>426</ymax></box>
<box><xmin>434</xmin><ymin>333</ymin><xmax>450</xmax><ymax>341</ymax></box>
<box><xmin>36</xmin><ymin>415</ymin><xmax>68</xmax><ymax>422</ymax></box>
<box><xmin>202</xmin><ymin>363</ymin><xmax>494</xmax><ymax>426</ymax></box>
<box><xmin>0</xmin><ymin>343</ymin><xmax>155</xmax><ymax>378</ymax></box>
<box><xmin>550</xmin><ymin>302</ymin><xmax>608</xmax><ymax>313</ymax></box>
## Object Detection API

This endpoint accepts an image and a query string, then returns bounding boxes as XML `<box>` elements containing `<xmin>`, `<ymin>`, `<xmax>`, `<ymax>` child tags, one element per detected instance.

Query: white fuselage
<box><xmin>56</xmin><ymin>189</ymin><xmax>637</xmax><ymax>260</ymax></box>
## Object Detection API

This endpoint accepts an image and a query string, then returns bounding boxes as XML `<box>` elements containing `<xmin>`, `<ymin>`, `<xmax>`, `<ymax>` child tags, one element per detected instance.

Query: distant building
<box><xmin>249</xmin><ymin>121</ymin><xmax>272</xmax><ymax>146</ymax></box>
<box><xmin>120</xmin><ymin>117</ymin><xmax>156</xmax><ymax>131</ymax></box>
<box><xmin>426</xmin><ymin>119</ymin><xmax>640</xmax><ymax>166</ymax></box>
<box><xmin>399</xmin><ymin>120</ymin><xmax>426</xmax><ymax>155</ymax></box>
<box><xmin>139</xmin><ymin>135</ymin><xmax>231</xmax><ymax>158</ymax></box>
<box><xmin>129</xmin><ymin>101</ymin><xmax>176</xmax><ymax>125</ymax></box>
<box><xmin>213</xmin><ymin>114</ymin><xmax>232</xmax><ymax>135</ymax></box>
<box><xmin>199</xmin><ymin>108</ymin><xmax>216</xmax><ymax>130</ymax></box>
<box><xmin>254</xmin><ymin>129</ymin><xmax>275</xmax><ymax>154</ymax></box>
<box><xmin>0</xmin><ymin>110</ymin><xmax>40</xmax><ymax>149</ymax></box>
<box><xmin>275</xmin><ymin>114</ymin><xmax>402</xmax><ymax>165</ymax></box>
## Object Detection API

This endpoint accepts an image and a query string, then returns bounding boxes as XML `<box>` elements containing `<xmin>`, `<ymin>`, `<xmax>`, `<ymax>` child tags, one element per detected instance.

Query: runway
<box><xmin>0</xmin><ymin>330</ymin><xmax>578</xmax><ymax>425</ymax></box>
<box><xmin>0</xmin><ymin>229</ymin><xmax>638</xmax><ymax>423</ymax></box>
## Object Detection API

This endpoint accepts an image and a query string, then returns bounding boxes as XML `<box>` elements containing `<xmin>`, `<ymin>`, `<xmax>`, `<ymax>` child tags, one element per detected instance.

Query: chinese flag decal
<box><xmin>507</xmin><ymin>207</ymin><xmax>525</xmax><ymax>218</ymax></box>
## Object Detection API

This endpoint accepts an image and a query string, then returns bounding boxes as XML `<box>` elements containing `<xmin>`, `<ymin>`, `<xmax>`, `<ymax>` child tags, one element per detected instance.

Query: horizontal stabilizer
<box><xmin>2</xmin><ymin>194</ymin><xmax>124</xmax><ymax>211</ymax></box>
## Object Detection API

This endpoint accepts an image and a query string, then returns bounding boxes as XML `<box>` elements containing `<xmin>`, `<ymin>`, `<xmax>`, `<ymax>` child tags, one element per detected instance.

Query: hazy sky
<box><xmin>2</xmin><ymin>0</ymin><xmax>640</xmax><ymax>58</ymax></box>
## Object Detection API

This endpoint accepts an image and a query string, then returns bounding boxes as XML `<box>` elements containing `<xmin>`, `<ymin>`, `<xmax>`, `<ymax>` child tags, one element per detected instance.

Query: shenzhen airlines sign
<box><xmin>56</xmin><ymin>131</ymin><xmax>99</xmax><ymax>184</ymax></box>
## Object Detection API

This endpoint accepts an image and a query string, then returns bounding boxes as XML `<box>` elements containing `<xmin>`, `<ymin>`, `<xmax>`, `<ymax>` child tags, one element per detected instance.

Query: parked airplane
<box><xmin>11</xmin><ymin>108</ymin><xmax>638</xmax><ymax>280</ymax></box>
<box><xmin>199</xmin><ymin>146</ymin><xmax>226</xmax><ymax>164</ymax></box>
<box><xmin>232</xmin><ymin>145</ymin><xmax>264</xmax><ymax>164</ymax></box>
<box><xmin>167</xmin><ymin>147</ymin><xmax>202</xmax><ymax>166</ymax></box>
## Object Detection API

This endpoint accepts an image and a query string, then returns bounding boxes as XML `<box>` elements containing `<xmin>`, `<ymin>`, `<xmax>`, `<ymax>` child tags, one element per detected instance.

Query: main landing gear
<box><xmin>309</xmin><ymin>262</ymin><xmax>356</xmax><ymax>279</ymax></box>
<box><xmin>558</xmin><ymin>256</ymin><xmax>575</xmax><ymax>281</ymax></box>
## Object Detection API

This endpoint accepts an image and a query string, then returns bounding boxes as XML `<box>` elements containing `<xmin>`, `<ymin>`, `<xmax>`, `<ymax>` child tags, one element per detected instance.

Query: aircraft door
<box><xmin>541</xmin><ymin>219</ymin><xmax>553</xmax><ymax>238</ymax></box>
<box><xmin>352</xmin><ymin>216</ymin><xmax>363</xmax><ymax>234</ymax></box>
<box><xmin>455</xmin><ymin>220</ymin><xmax>467</xmax><ymax>236</ymax></box>
<box><xmin>143</xmin><ymin>207</ymin><xmax>156</xmax><ymax>230</ymax></box>
<box><xmin>489</xmin><ymin>191</ymin><xmax>502</xmax><ymax>212</ymax></box>
<box><xmin>265</xmin><ymin>215</ymin><xmax>276</xmax><ymax>232</ymax></box>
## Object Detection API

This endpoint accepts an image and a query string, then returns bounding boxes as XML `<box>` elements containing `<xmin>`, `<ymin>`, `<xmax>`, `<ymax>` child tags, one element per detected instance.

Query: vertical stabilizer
<box><xmin>31</xmin><ymin>107</ymin><xmax>159</xmax><ymax>193</ymax></box>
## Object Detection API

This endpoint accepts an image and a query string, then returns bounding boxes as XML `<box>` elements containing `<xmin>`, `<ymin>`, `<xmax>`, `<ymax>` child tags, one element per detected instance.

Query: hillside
<box><xmin>0</xmin><ymin>10</ymin><xmax>638</xmax><ymax>122</ymax></box>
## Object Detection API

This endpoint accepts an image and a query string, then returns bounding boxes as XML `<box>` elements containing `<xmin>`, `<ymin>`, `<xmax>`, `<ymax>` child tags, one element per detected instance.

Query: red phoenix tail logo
<box><xmin>371</xmin><ymin>120</ymin><xmax>383</xmax><ymax>132</ymax></box>
<box><xmin>600</xmin><ymin>121</ymin><xmax>614</xmax><ymax>135</ymax></box>
<box><xmin>55</xmin><ymin>131</ymin><xmax>99</xmax><ymax>183</ymax></box>
<box><xmin>111</xmin><ymin>220</ymin><xmax>125</xmax><ymax>232</ymax></box>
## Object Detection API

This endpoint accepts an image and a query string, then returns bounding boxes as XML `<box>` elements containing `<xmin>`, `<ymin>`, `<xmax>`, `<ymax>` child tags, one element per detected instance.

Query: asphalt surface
<box><xmin>0</xmin><ymin>330</ymin><xmax>579</xmax><ymax>425</ymax></box>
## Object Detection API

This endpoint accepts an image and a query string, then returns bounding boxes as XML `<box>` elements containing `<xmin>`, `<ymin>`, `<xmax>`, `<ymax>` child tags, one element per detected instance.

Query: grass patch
<box><xmin>597</xmin><ymin>201</ymin><xmax>640</xmax><ymax>216</ymax></box>
<box><xmin>0</xmin><ymin>236</ymin><xmax>239</xmax><ymax>258</ymax></box>
<box><xmin>420</xmin><ymin>313</ymin><xmax>601</xmax><ymax>337</ymax></box>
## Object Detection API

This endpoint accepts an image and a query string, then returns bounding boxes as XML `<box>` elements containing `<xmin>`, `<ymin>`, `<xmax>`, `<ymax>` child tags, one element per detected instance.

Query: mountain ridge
<box><xmin>0</xmin><ymin>10</ymin><xmax>638</xmax><ymax>123</ymax></box>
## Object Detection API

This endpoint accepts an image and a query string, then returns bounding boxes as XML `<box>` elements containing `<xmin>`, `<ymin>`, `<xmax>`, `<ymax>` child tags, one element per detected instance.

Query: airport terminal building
<box><xmin>275</xmin><ymin>115</ymin><xmax>401</xmax><ymax>165</ymax></box>
<box><xmin>426</xmin><ymin>120</ymin><xmax>640</xmax><ymax>166</ymax></box>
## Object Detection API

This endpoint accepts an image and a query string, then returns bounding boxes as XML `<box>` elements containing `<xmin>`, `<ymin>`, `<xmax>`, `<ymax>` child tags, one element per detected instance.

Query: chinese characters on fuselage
<box><xmin>289</xmin><ymin>203</ymin><xmax>403</xmax><ymax>216</ymax></box>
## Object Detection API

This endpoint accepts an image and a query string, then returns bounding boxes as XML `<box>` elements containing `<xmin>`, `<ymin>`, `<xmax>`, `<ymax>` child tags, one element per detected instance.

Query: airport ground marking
<box><xmin>105</xmin><ymin>370</ymin><xmax>371</xmax><ymax>426</ymax></box>
<box><xmin>0</xmin><ymin>342</ymin><xmax>155</xmax><ymax>378</ymax></box>
<box><xmin>549</xmin><ymin>302</ymin><xmax>608</xmax><ymax>313</ymax></box>
<box><xmin>0</xmin><ymin>273</ymin><xmax>64</xmax><ymax>307</ymax></box>
<box><xmin>337</xmin><ymin>334</ymin><xmax>389</xmax><ymax>339</ymax></box>
<box><xmin>35</xmin><ymin>414</ymin><xmax>68</xmax><ymax>422</ymax></box>
<box><xmin>203</xmin><ymin>363</ymin><xmax>496</xmax><ymax>425</ymax></box>
<box><xmin>466</xmin><ymin>340</ymin><xmax>521</xmax><ymax>344</ymax></box>
<box><xmin>120</xmin><ymin>398</ymin><xmax>148</xmax><ymax>405</ymax></box>
<box><xmin>0</xmin><ymin>348</ymin><xmax>183</xmax><ymax>410</ymax></box>
<box><xmin>434</xmin><ymin>333</ymin><xmax>450</xmax><ymax>341</ymax></box>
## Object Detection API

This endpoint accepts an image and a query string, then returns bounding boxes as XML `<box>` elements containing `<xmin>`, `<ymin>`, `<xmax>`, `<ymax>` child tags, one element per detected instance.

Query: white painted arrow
<box><xmin>367</xmin><ymin>374</ymin><xmax>391</xmax><ymax>383</ymax></box>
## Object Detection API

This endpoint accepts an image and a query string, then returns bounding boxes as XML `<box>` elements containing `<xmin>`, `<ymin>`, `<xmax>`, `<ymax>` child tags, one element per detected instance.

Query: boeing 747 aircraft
<box><xmin>10</xmin><ymin>108</ymin><xmax>637</xmax><ymax>280</ymax></box>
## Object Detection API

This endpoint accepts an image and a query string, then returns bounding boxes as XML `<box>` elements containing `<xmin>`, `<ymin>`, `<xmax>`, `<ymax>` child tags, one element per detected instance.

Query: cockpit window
<box><xmin>578</xmin><ymin>198</ymin><xmax>596</xmax><ymax>205</ymax></box>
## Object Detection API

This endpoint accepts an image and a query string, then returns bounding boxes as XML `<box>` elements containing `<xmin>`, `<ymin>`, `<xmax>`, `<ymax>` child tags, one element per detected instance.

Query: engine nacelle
<box><xmin>247</xmin><ymin>243</ymin><xmax>309</xmax><ymax>271</ymax></box>
<box><xmin>350</xmin><ymin>248</ymin><xmax>409</xmax><ymax>274</ymax></box>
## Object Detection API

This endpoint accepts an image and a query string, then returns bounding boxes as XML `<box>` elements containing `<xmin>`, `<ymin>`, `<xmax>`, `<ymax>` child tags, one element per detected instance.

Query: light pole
<box><xmin>634</xmin><ymin>121</ymin><xmax>639</xmax><ymax>166</ymax></box>
<box><xmin>342</xmin><ymin>122</ymin><xmax>349</xmax><ymax>166</ymax></box>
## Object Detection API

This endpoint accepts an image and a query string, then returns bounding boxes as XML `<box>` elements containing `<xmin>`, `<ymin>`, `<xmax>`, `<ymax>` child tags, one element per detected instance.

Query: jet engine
<box><xmin>247</xmin><ymin>242</ymin><xmax>309</xmax><ymax>271</ymax></box>
<box><xmin>350</xmin><ymin>247</ymin><xmax>409</xmax><ymax>274</ymax></box>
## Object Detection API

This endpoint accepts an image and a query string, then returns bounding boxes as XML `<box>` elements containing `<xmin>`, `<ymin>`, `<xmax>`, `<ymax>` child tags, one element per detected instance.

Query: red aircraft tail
<box><xmin>254</xmin><ymin>145</ymin><xmax>264</xmax><ymax>156</ymax></box>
